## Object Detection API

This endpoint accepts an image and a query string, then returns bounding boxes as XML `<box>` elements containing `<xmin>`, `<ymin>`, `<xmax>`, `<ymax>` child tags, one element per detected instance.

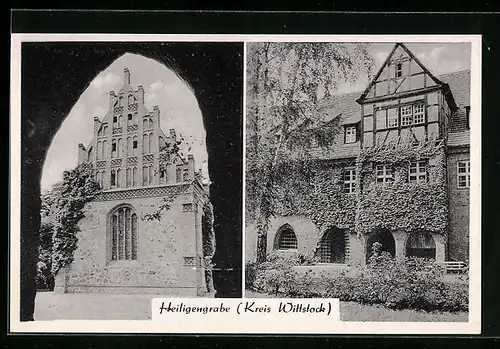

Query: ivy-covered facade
<box><xmin>55</xmin><ymin>69</ymin><xmax>214</xmax><ymax>296</ymax></box>
<box><xmin>246</xmin><ymin>43</ymin><xmax>471</xmax><ymax>266</ymax></box>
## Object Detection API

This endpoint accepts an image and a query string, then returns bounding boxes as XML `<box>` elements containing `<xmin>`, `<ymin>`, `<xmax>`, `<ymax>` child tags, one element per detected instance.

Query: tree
<box><xmin>246</xmin><ymin>42</ymin><xmax>374</xmax><ymax>264</ymax></box>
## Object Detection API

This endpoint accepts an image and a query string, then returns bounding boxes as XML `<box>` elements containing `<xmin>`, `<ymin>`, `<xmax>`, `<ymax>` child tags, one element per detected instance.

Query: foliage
<box><xmin>355</xmin><ymin>139</ymin><xmax>448</xmax><ymax>235</ymax></box>
<box><xmin>252</xmin><ymin>250</ymin><xmax>320</xmax><ymax>295</ymax></box>
<box><xmin>36</xmin><ymin>222</ymin><xmax>55</xmax><ymax>291</ymax></box>
<box><xmin>246</xmin><ymin>42</ymin><xmax>374</xmax><ymax>263</ymax></box>
<box><xmin>202</xmin><ymin>201</ymin><xmax>216</xmax><ymax>258</ymax></box>
<box><xmin>245</xmin><ymin>261</ymin><xmax>258</xmax><ymax>290</ymax></box>
<box><xmin>50</xmin><ymin>164</ymin><xmax>101</xmax><ymax>275</ymax></box>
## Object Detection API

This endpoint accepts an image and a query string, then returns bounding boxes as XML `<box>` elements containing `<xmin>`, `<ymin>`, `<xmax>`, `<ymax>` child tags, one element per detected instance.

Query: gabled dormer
<box><xmin>358</xmin><ymin>43</ymin><xmax>458</xmax><ymax>148</ymax></box>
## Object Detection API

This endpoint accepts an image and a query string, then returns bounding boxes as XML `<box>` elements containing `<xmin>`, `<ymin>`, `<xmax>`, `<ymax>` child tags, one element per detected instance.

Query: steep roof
<box><xmin>313</xmin><ymin>69</ymin><xmax>470</xmax><ymax>131</ymax></box>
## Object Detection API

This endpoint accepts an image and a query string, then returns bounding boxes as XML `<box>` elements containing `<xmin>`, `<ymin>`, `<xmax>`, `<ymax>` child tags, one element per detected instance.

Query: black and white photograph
<box><xmin>12</xmin><ymin>39</ymin><xmax>243</xmax><ymax>322</ymax></box>
<box><xmin>244</xmin><ymin>40</ymin><xmax>479</xmax><ymax>323</ymax></box>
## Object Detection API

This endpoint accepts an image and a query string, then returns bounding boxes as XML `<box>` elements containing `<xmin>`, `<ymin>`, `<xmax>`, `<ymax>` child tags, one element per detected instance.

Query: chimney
<box><xmin>109</xmin><ymin>91</ymin><xmax>116</xmax><ymax>110</ymax></box>
<box><xmin>94</xmin><ymin>117</ymin><xmax>100</xmax><ymax>134</ymax></box>
<box><xmin>137</xmin><ymin>85</ymin><xmax>144</xmax><ymax>103</ymax></box>
<box><xmin>77</xmin><ymin>143</ymin><xmax>86</xmax><ymax>164</ymax></box>
<box><xmin>124</xmin><ymin>68</ymin><xmax>130</xmax><ymax>85</ymax></box>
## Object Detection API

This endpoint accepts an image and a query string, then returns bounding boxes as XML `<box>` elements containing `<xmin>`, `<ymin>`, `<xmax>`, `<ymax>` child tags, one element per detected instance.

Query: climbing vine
<box><xmin>269</xmin><ymin>138</ymin><xmax>448</xmax><ymax>237</ymax></box>
<box><xmin>50</xmin><ymin>164</ymin><xmax>101</xmax><ymax>275</ymax></box>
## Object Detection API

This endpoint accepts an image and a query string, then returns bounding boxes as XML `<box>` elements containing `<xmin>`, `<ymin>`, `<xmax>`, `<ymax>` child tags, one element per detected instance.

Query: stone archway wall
<box><xmin>390</xmin><ymin>230</ymin><xmax>446</xmax><ymax>262</ymax></box>
<box><xmin>265</xmin><ymin>216</ymin><xmax>321</xmax><ymax>257</ymax></box>
<box><xmin>20</xmin><ymin>42</ymin><xmax>243</xmax><ymax>320</ymax></box>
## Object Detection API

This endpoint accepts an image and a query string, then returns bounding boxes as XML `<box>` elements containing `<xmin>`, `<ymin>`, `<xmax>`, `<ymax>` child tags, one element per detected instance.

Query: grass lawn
<box><xmin>244</xmin><ymin>289</ymin><xmax>468</xmax><ymax>322</ymax></box>
<box><xmin>34</xmin><ymin>291</ymin><xmax>215</xmax><ymax>321</ymax></box>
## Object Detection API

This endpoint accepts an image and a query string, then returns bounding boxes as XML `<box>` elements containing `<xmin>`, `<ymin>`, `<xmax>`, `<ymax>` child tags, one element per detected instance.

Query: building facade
<box><xmin>55</xmin><ymin>69</ymin><xmax>213</xmax><ymax>296</ymax></box>
<box><xmin>246</xmin><ymin>43</ymin><xmax>471</xmax><ymax>266</ymax></box>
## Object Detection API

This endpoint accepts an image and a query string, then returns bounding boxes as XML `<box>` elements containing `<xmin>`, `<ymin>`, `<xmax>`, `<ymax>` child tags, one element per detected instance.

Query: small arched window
<box><xmin>119</xmin><ymin>96</ymin><xmax>124</xmax><ymax>106</ymax></box>
<box><xmin>109</xmin><ymin>205</ymin><xmax>138</xmax><ymax>261</ymax></box>
<box><xmin>128</xmin><ymin>95</ymin><xmax>134</xmax><ymax>105</ymax></box>
<box><xmin>102</xmin><ymin>140</ymin><xmax>107</xmax><ymax>159</ymax></box>
<box><xmin>96</xmin><ymin>141</ymin><xmax>102</xmax><ymax>160</ymax></box>
<box><xmin>276</xmin><ymin>227</ymin><xmax>298</xmax><ymax>250</ymax></box>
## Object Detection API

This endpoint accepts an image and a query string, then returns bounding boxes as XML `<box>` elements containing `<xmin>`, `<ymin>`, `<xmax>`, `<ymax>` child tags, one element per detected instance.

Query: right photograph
<box><xmin>245</xmin><ymin>41</ymin><xmax>472</xmax><ymax>322</ymax></box>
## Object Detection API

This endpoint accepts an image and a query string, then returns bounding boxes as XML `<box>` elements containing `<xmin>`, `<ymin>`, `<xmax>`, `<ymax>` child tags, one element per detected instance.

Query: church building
<box><xmin>246</xmin><ymin>43</ymin><xmax>471</xmax><ymax>267</ymax></box>
<box><xmin>54</xmin><ymin>68</ymin><xmax>213</xmax><ymax>296</ymax></box>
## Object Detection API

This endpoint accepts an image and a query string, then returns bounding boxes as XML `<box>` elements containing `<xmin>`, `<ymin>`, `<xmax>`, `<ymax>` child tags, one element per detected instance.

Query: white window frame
<box><xmin>343</xmin><ymin>167</ymin><xmax>357</xmax><ymax>194</ymax></box>
<box><xmin>409</xmin><ymin>160</ymin><xmax>427</xmax><ymax>183</ymax></box>
<box><xmin>413</xmin><ymin>104</ymin><xmax>425</xmax><ymax>124</ymax></box>
<box><xmin>457</xmin><ymin>160</ymin><xmax>470</xmax><ymax>188</ymax></box>
<box><xmin>345</xmin><ymin>126</ymin><xmax>357</xmax><ymax>144</ymax></box>
<box><xmin>400</xmin><ymin>105</ymin><xmax>413</xmax><ymax>126</ymax></box>
<box><xmin>387</xmin><ymin>108</ymin><xmax>398</xmax><ymax>128</ymax></box>
<box><xmin>376</xmin><ymin>164</ymin><xmax>394</xmax><ymax>184</ymax></box>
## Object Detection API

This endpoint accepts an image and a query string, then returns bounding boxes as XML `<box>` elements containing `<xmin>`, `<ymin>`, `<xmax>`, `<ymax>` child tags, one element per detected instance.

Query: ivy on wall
<box><xmin>270</xmin><ymin>139</ymin><xmax>448</xmax><ymax>237</ymax></box>
<box><xmin>50</xmin><ymin>164</ymin><xmax>101</xmax><ymax>275</ymax></box>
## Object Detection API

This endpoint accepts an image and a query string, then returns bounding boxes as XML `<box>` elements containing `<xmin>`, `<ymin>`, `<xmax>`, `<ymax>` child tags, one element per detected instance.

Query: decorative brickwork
<box><xmin>96</xmin><ymin>160</ymin><xmax>106</xmax><ymax>168</ymax></box>
<box><xmin>143</xmin><ymin>154</ymin><xmax>154</xmax><ymax>163</ymax></box>
<box><xmin>127</xmin><ymin>125</ymin><xmax>138</xmax><ymax>133</ymax></box>
<box><xmin>126</xmin><ymin>156</ymin><xmax>137</xmax><ymax>165</ymax></box>
<box><xmin>94</xmin><ymin>184</ymin><xmax>189</xmax><ymax>202</ymax></box>
<box><xmin>128</xmin><ymin>103</ymin><xmax>138</xmax><ymax>112</ymax></box>
<box><xmin>111</xmin><ymin>158</ymin><xmax>122</xmax><ymax>167</ymax></box>
<box><xmin>112</xmin><ymin>127</ymin><xmax>122</xmax><ymax>135</ymax></box>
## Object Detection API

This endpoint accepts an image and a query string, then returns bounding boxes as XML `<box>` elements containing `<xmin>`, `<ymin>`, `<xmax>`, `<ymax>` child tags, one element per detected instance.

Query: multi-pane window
<box><xmin>376</xmin><ymin>164</ymin><xmax>394</xmax><ymax>184</ymax></box>
<box><xmin>396</xmin><ymin>62</ymin><xmax>402</xmax><ymax>78</ymax></box>
<box><xmin>112</xmin><ymin>140</ymin><xmax>117</xmax><ymax>158</ymax></box>
<box><xmin>277</xmin><ymin>228</ymin><xmax>298</xmax><ymax>250</ymax></box>
<box><xmin>343</xmin><ymin>167</ymin><xmax>356</xmax><ymax>194</ymax></box>
<box><xmin>400</xmin><ymin>105</ymin><xmax>413</xmax><ymax>126</ymax></box>
<box><xmin>376</xmin><ymin>109</ymin><xmax>386</xmax><ymax>129</ymax></box>
<box><xmin>413</xmin><ymin>104</ymin><xmax>425</xmax><ymax>124</ymax></box>
<box><xmin>457</xmin><ymin>161</ymin><xmax>470</xmax><ymax>188</ymax></box>
<box><xmin>387</xmin><ymin>108</ymin><xmax>398</xmax><ymax>128</ymax></box>
<box><xmin>110</xmin><ymin>206</ymin><xmax>137</xmax><ymax>261</ymax></box>
<box><xmin>345</xmin><ymin>126</ymin><xmax>357</xmax><ymax>144</ymax></box>
<box><xmin>409</xmin><ymin>161</ymin><xmax>427</xmax><ymax>183</ymax></box>
<box><xmin>400</xmin><ymin>103</ymin><xmax>425</xmax><ymax>126</ymax></box>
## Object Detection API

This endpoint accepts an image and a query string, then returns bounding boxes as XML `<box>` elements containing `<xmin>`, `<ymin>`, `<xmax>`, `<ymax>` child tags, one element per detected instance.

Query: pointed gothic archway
<box><xmin>19</xmin><ymin>42</ymin><xmax>243</xmax><ymax>321</ymax></box>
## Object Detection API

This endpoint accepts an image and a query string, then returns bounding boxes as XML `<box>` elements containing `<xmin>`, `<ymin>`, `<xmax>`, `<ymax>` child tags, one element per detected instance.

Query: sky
<box><xmin>41</xmin><ymin>53</ymin><xmax>209</xmax><ymax>190</ymax></box>
<box><xmin>335</xmin><ymin>42</ymin><xmax>471</xmax><ymax>94</ymax></box>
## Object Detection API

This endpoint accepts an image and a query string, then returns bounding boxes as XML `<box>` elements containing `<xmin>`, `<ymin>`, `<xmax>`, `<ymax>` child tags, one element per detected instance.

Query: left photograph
<box><xmin>15</xmin><ymin>41</ymin><xmax>243</xmax><ymax>321</ymax></box>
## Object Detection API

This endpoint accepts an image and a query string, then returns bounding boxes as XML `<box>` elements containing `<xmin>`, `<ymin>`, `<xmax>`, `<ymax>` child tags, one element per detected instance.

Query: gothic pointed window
<box><xmin>109</xmin><ymin>205</ymin><xmax>138</xmax><ymax>261</ymax></box>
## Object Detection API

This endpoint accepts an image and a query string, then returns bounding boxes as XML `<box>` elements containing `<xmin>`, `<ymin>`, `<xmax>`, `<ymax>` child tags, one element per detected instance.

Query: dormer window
<box><xmin>396</xmin><ymin>62</ymin><xmax>402</xmax><ymax>78</ymax></box>
<box><xmin>344</xmin><ymin>125</ymin><xmax>357</xmax><ymax>144</ymax></box>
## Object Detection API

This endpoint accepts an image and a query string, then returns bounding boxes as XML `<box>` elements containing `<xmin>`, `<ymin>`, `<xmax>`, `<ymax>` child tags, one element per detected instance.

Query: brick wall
<box><xmin>60</xmin><ymin>184</ymin><xmax>207</xmax><ymax>296</ymax></box>
<box><xmin>447</xmin><ymin>147</ymin><xmax>470</xmax><ymax>262</ymax></box>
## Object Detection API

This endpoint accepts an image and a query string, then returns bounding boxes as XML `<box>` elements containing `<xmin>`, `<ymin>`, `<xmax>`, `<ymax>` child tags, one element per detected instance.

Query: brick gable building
<box><xmin>246</xmin><ymin>43</ymin><xmax>471</xmax><ymax>266</ymax></box>
<box><xmin>54</xmin><ymin>69</ymin><xmax>213</xmax><ymax>296</ymax></box>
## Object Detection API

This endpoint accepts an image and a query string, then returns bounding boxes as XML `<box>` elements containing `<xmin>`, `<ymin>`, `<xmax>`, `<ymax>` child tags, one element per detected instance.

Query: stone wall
<box><xmin>245</xmin><ymin>216</ymin><xmax>365</xmax><ymax>266</ymax></box>
<box><xmin>447</xmin><ymin>147</ymin><xmax>470</xmax><ymax>262</ymax></box>
<box><xmin>58</xmin><ymin>183</ymin><xmax>207</xmax><ymax>296</ymax></box>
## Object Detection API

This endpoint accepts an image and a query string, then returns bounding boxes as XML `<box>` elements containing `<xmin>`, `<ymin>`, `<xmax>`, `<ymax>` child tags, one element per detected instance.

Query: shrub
<box><xmin>252</xmin><ymin>250</ymin><xmax>320</xmax><ymax>295</ymax></box>
<box><xmin>322</xmin><ymin>254</ymin><xmax>468</xmax><ymax>312</ymax></box>
<box><xmin>245</xmin><ymin>261</ymin><xmax>258</xmax><ymax>290</ymax></box>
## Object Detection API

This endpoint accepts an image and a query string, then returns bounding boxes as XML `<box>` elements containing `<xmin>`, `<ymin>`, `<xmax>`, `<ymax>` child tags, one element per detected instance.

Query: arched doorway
<box><xmin>406</xmin><ymin>231</ymin><xmax>436</xmax><ymax>259</ymax></box>
<box><xmin>366</xmin><ymin>229</ymin><xmax>396</xmax><ymax>262</ymax></box>
<box><xmin>274</xmin><ymin>224</ymin><xmax>298</xmax><ymax>250</ymax></box>
<box><xmin>317</xmin><ymin>228</ymin><xmax>349</xmax><ymax>264</ymax></box>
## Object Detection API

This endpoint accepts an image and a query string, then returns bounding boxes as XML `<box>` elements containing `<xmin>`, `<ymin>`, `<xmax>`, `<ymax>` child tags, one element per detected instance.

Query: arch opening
<box><xmin>273</xmin><ymin>225</ymin><xmax>298</xmax><ymax>250</ymax></box>
<box><xmin>317</xmin><ymin>227</ymin><xmax>348</xmax><ymax>264</ymax></box>
<box><xmin>366</xmin><ymin>228</ymin><xmax>396</xmax><ymax>262</ymax></box>
<box><xmin>406</xmin><ymin>231</ymin><xmax>436</xmax><ymax>260</ymax></box>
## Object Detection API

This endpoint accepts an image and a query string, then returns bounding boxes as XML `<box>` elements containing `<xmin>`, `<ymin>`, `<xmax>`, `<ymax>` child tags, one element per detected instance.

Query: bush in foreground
<box><xmin>250</xmin><ymin>250</ymin><xmax>468</xmax><ymax>312</ymax></box>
